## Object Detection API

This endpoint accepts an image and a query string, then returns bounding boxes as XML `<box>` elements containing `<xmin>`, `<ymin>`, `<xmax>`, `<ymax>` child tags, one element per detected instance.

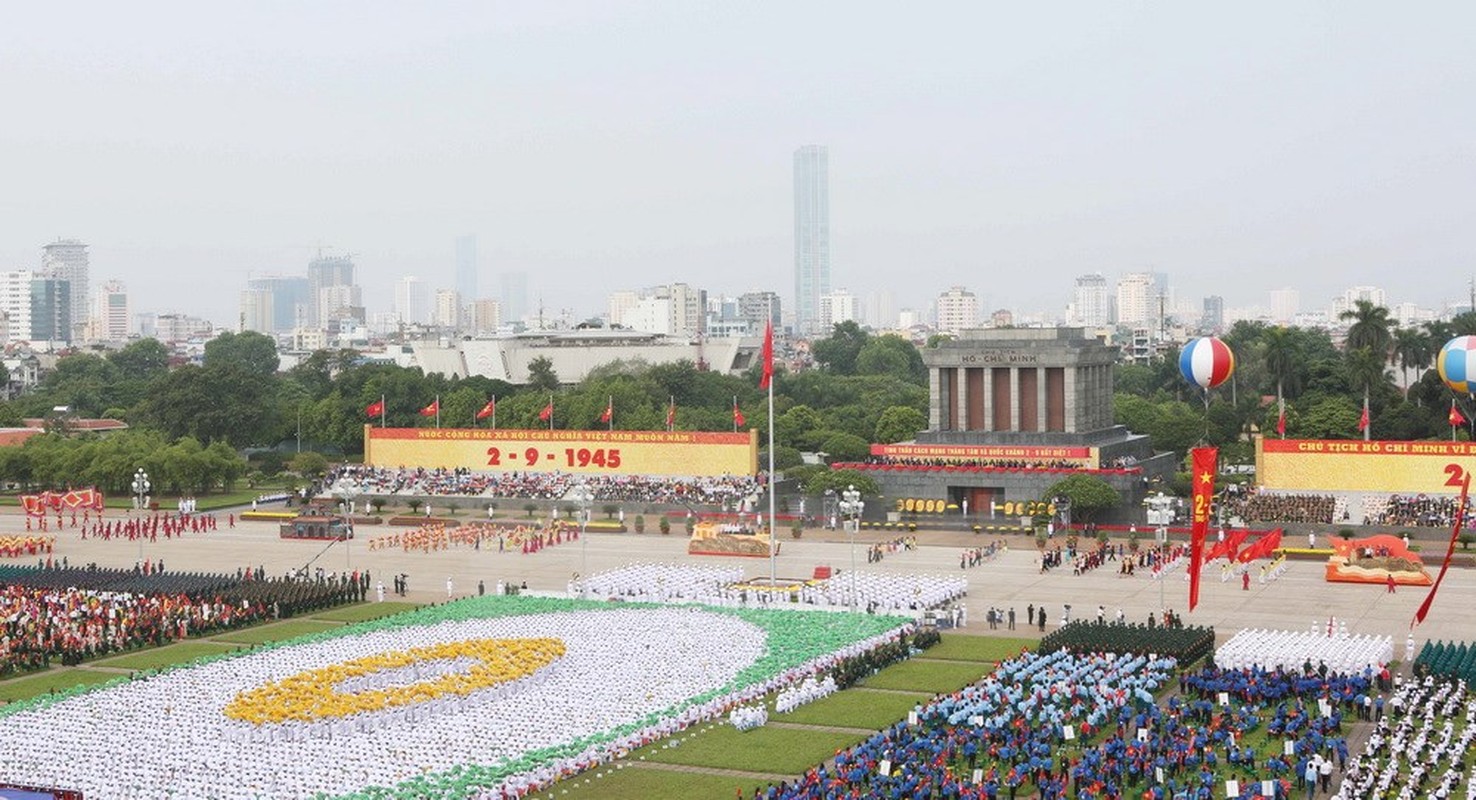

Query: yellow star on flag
<box><xmin>1199</xmin><ymin>471</ymin><xmax>1214</xmax><ymax>484</ymax></box>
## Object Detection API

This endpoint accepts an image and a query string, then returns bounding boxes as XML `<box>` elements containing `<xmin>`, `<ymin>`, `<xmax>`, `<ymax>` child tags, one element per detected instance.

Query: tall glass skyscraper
<box><xmin>793</xmin><ymin>145</ymin><xmax>830</xmax><ymax>337</ymax></box>
<box><xmin>455</xmin><ymin>235</ymin><xmax>477</xmax><ymax>305</ymax></box>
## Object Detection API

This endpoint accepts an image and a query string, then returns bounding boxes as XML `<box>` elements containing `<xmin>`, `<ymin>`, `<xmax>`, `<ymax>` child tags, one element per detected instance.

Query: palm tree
<box><xmin>1391</xmin><ymin>327</ymin><xmax>1433</xmax><ymax>399</ymax></box>
<box><xmin>1339</xmin><ymin>300</ymin><xmax>1394</xmax><ymax>357</ymax></box>
<box><xmin>1262</xmin><ymin>326</ymin><xmax>1301</xmax><ymax>406</ymax></box>
<box><xmin>1345</xmin><ymin>346</ymin><xmax>1390</xmax><ymax>441</ymax></box>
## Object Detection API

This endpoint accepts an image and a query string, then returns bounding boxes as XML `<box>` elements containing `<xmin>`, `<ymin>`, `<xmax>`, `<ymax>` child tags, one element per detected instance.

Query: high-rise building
<box><xmin>1201</xmin><ymin>295</ymin><xmax>1225</xmax><ymax>333</ymax></box>
<box><xmin>243</xmin><ymin>276</ymin><xmax>311</xmax><ymax>333</ymax></box>
<box><xmin>793</xmin><ymin>145</ymin><xmax>830</xmax><ymax>337</ymax></box>
<box><xmin>866</xmin><ymin>291</ymin><xmax>896</xmax><ymax>330</ymax></box>
<box><xmin>155</xmin><ymin>313</ymin><xmax>212</xmax><ymax>343</ymax></box>
<box><xmin>29</xmin><ymin>277</ymin><xmax>72</xmax><ymax>342</ymax></box>
<box><xmin>0</xmin><ymin>271</ymin><xmax>35</xmax><ymax>343</ymax></box>
<box><xmin>935</xmin><ymin>286</ymin><xmax>979</xmax><ymax>335</ymax></box>
<box><xmin>738</xmin><ymin>291</ymin><xmax>781</xmax><ymax>335</ymax></box>
<box><xmin>455</xmin><ymin>235</ymin><xmax>477</xmax><ymax>306</ymax></box>
<box><xmin>1333</xmin><ymin>285</ymin><xmax>1387</xmax><ymax>318</ymax></box>
<box><xmin>1115</xmin><ymin>273</ymin><xmax>1156</xmax><ymax>327</ymax></box>
<box><xmin>92</xmin><ymin>280</ymin><xmax>129</xmax><ymax>341</ymax></box>
<box><xmin>668</xmin><ymin>282</ymin><xmax>705</xmax><ymax>337</ymax></box>
<box><xmin>41</xmin><ymin>239</ymin><xmax>87</xmax><ymax>338</ymax></box>
<box><xmin>819</xmin><ymin>289</ymin><xmax>857</xmax><ymax>331</ymax></box>
<box><xmin>501</xmin><ymin>272</ymin><xmax>529</xmax><ymax>325</ymax></box>
<box><xmin>317</xmin><ymin>283</ymin><xmax>364</xmax><ymax>325</ymax></box>
<box><xmin>307</xmin><ymin>254</ymin><xmax>356</xmax><ymax>327</ymax></box>
<box><xmin>607</xmin><ymin>290</ymin><xmax>641</xmax><ymax>328</ymax></box>
<box><xmin>1269</xmin><ymin>288</ymin><xmax>1300</xmax><ymax>323</ymax></box>
<box><xmin>434</xmin><ymin>288</ymin><xmax>463</xmax><ymax>329</ymax></box>
<box><xmin>469</xmin><ymin>299</ymin><xmax>502</xmax><ymax>334</ymax></box>
<box><xmin>395</xmin><ymin>276</ymin><xmax>430</xmax><ymax>325</ymax></box>
<box><xmin>1072</xmin><ymin>274</ymin><xmax>1110</xmax><ymax>327</ymax></box>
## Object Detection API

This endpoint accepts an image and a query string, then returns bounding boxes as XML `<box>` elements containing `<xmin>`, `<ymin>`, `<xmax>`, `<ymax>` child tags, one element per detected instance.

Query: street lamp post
<box><xmin>339</xmin><ymin>488</ymin><xmax>358</xmax><ymax>570</ymax></box>
<box><xmin>572</xmin><ymin>483</ymin><xmax>593</xmax><ymax>598</ymax></box>
<box><xmin>839</xmin><ymin>484</ymin><xmax>864</xmax><ymax>612</ymax></box>
<box><xmin>1144</xmin><ymin>492</ymin><xmax>1173</xmax><ymax>615</ymax></box>
<box><xmin>131</xmin><ymin>468</ymin><xmax>151</xmax><ymax>564</ymax></box>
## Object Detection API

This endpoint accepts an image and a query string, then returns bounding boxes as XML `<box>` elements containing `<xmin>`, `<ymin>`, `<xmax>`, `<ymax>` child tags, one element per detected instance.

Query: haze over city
<box><xmin>1</xmin><ymin>2</ymin><xmax>1472</xmax><ymax>328</ymax></box>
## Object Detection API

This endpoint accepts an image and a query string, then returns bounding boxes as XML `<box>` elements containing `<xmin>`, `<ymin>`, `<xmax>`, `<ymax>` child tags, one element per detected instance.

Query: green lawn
<box><xmin>917</xmin><ymin>635</ymin><xmax>1033</xmax><ymax>663</ymax></box>
<box><xmin>311</xmin><ymin>601</ymin><xmax>421</xmax><ymax>623</ymax></box>
<box><xmin>212</xmin><ymin>619</ymin><xmax>342</xmax><ymax>645</ymax></box>
<box><xmin>92</xmin><ymin>641</ymin><xmax>241</xmax><ymax>672</ymax></box>
<box><xmin>645</xmin><ymin>724</ymin><xmax>865</xmax><ymax>774</ymax></box>
<box><xmin>528</xmin><ymin>765</ymin><xmax>757</xmax><ymax>800</ymax></box>
<box><xmin>776</xmin><ymin>687</ymin><xmax>931</xmax><ymax>730</ymax></box>
<box><xmin>0</xmin><ymin>668</ymin><xmax>119</xmax><ymax>703</ymax></box>
<box><xmin>861</xmin><ymin>659</ymin><xmax>990</xmax><ymax>694</ymax></box>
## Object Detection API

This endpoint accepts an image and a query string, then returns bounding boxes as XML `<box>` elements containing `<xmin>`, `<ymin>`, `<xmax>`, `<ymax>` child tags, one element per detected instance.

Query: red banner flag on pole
<box><xmin>732</xmin><ymin>399</ymin><xmax>745</xmax><ymax>429</ymax></box>
<box><xmin>1276</xmin><ymin>399</ymin><xmax>1286</xmax><ymax>437</ymax></box>
<box><xmin>1449</xmin><ymin>400</ymin><xmax>1465</xmax><ymax>428</ymax></box>
<box><xmin>538</xmin><ymin>399</ymin><xmax>554</xmax><ymax>423</ymax></box>
<box><xmin>476</xmin><ymin>398</ymin><xmax>495</xmax><ymax>420</ymax></box>
<box><xmin>665</xmin><ymin>396</ymin><xmax>675</xmax><ymax>431</ymax></box>
<box><xmin>1415</xmin><ymin>469</ymin><xmax>1471</xmax><ymax>627</ymax></box>
<box><xmin>418</xmin><ymin>399</ymin><xmax>439</xmax><ymax>417</ymax></box>
<box><xmin>758</xmin><ymin>321</ymin><xmax>773</xmax><ymax>389</ymax></box>
<box><xmin>1358</xmin><ymin>399</ymin><xmax>1370</xmax><ymax>433</ymax></box>
<box><xmin>599</xmin><ymin>397</ymin><xmax>613</xmax><ymax>426</ymax></box>
<box><xmin>365</xmin><ymin>399</ymin><xmax>385</xmax><ymax>418</ymax></box>
<box><xmin>1188</xmin><ymin>446</ymin><xmax>1218</xmax><ymax>612</ymax></box>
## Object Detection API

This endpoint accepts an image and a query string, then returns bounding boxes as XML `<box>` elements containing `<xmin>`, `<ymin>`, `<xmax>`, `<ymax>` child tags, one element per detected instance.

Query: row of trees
<box><xmin>0</xmin><ymin>430</ymin><xmax>245</xmax><ymax>495</ymax></box>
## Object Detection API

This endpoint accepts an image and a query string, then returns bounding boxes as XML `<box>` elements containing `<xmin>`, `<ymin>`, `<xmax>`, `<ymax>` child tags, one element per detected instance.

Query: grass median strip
<box><xmin>862</xmin><ymin>659</ymin><xmax>991</xmax><ymax>694</ymax></box>
<box><xmin>311</xmin><ymin>601</ymin><xmax>421</xmax><ymax>623</ymax></box>
<box><xmin>93</xmin><ymin>641</ymin><xmax>240</xmax><ymax>672</ymax></box>
<box><xmin>645</xmin><ymin>724</ymin><xmax>866</xmax><ymax>774</ymax></box>
<box><xmin>213</xmin><ymin>619</ymin><xmax>343</xmax><ymax>645</ymax></box>
<box><xmin>775</xmin><ymin>688</ymin><xmax>931</xmax><ymax>730</ymax></box>
<box><xmin>0</xmin><ymin>668</ymin><xmax>119</xmax><ymax>703</ymax></box>
<box><xmin>528</xmin><ymin>765</ymin><xmax>758</xmax><ymax>800</ymax></box>
<box><xmin>917</xmin><ymin>634</ymin><xmax>1033</xmax><ymax>663</ymax></box>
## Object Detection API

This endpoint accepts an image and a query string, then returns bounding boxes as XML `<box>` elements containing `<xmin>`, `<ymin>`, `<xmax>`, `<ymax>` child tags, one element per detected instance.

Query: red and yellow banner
<box><xmin>1258</xmin><ymin>438</ymin><xmax>1476</xmax><ymax>494</ymax></box>
<box><xmin>1189</xmin><ymin>447</ymin><xmax>1218</xmax><ymax>612</ymax></box>
<box><xmin>364</xmin><ymin>427</ymin><xmax>758</xmax><ymax>477</ymax></box>
<box><xmin>871</xmin><ymin>443</ymin><xmax>1094</xmax><ymax>464</ymax></box>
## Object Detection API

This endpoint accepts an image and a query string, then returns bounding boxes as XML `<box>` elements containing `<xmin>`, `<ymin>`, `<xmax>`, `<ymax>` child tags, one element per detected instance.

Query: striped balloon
<box><xmin>1437</xmin><ymin>336</ymin><xmax>1476</xmax><ymax>395</ymax></box>
<box><xmin>1178</xmin><ymin>336</ymin><xmax>1235</xmax><ymax>390</ymax></box>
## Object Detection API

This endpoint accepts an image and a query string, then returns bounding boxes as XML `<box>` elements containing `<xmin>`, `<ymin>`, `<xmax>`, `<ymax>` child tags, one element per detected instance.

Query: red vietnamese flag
<box><xmin>1188</xmin><ymin>446</ymin><xmax>1218</xmax><ymax>612</ymax></box>
<box><xmin>476</xmin><ymin>399</ymin><xmax>496</xmax><ymax>420</ymax></box>
<box><xmin>1357</xmin><ymin>400</ymin><xmax>1370</xmax><ymax>432</ymax></box>
<box><xmin>365</xmin><ymin>399</ymin><xmax>385</xmax><ymax>418</ymax></box>
<box><xmin>733</xmin><ymin>402</ymin><xmax>746</xmax><ymax>428</ymax></box>
<box><xmin>418</xmin><ymin>399</ymin><xmax>439</xmax><ymax>417</ymax></box>
<box><xmin>599</xmin><ymin>400</ymin><xmax>613</xmax><ymax>424</ymax></box>
<box><xmin>538</xmin><ymin>401</ymin><xmax>554</xmax><ymax>422</ymax></box>
<box><xmin>758</xmin><ymin>321</ymin><xmax>774</xmax><ymax>390</ymax></box>
<box><xmin>665</xmin><ymin>399</ymin><xmax>676</xmax><ymax>430</ymax></box>
<box><xmin>1450</xmin><ymin>400</ymin><xmax>1465</xmax><ymax>428</ymax></box>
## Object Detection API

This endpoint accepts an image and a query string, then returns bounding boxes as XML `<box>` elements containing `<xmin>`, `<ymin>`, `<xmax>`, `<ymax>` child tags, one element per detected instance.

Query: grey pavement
<box><xmin>16</xmin><ymin>511</ymin><xmax>1474</xmax><ymax>650</ymax></box>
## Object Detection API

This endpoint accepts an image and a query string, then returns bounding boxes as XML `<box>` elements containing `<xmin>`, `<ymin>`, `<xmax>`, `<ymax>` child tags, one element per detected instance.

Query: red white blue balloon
<box><xmin>1178</xmin><ymin>336</ymin><xmax>1235</xmax><ymax>390</ymax></box>
<box><xmin>1437</xmin><ymin>336</ymin><xmax>1476</xmax><ymax>395</ymax></box>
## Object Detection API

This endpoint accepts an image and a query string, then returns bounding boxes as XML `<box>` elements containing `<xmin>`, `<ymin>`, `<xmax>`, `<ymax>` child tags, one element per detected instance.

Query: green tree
<box><xmin>1340</xmin><ymin>300</ymin><xmax>1393</xmax><ymax>359</ymax></box>
<box><xmin>1345</xmin><ymin>346</ymin><xmax>1390</xmax><ymax>440</ymax></box>
<box><xmin>526</xmin><ymin>357</ymin><xmax>560</xmax><ymax>391</ymax></box>
<box><xmin>775</xmin><ymin>405</ymin><xmax>826</xmax><ymax>451</ymax></box>
<box><xmin>810</xmin><ymin>321</ymin><xmax>869</xmax><ymax>375</ymax></box>
<box><xmin>798</xmin><ymin>469</ymin><xmax>880</xmax><ymax>498</ymax></box>
<box><xmin>1297</xmin><ymin>396</ymin><xmax>1361</xmax><ymax>439</ymax></box>
<box><xmin>1262</xmin><ymin>326</ymin><xmax>1302</xmax><ymax>405</ymax></box>
<box><xmin>855</xmin><ymin>335</ymin><xmax>926</xmax><ymax>384</ymax></box>
<box><xmin>818</xmin><ymin>432</ymin><xmax>870</xmax><ymax>462</ymax></box>
<box><xmin>1043</xmin><ymin>474</ymin><xmax>1121</xmax><ymax>522</ymax></box>
<box><xmin>289</xmin><ymin>451</ymin><xmax>329</xmax><ymax>478</ymax></box>
<box><xmin>106</xmin><ymin>338</ymin><xmax>171</xmax><ymax>380</ymax></box>
<box><xmin>204</xmin><ymin>331</ymin><xmax>280</xmax><ymax>376</ymax></box>
<box><xmin>1392</xmin><ymin>327</ymin><xmax>1433</xmax><ymax>399</ymax></box>
<box><xmin>874</xmin><ymin>406</ymin><xmax>927</xmax><ymax>444</ymax></box>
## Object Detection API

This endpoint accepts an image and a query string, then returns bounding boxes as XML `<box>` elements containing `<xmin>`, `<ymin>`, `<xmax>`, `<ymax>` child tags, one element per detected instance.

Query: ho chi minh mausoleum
<box><xmin>837</xmin><ymin>328</ymin><xmax>1176</xmax><ymax>525</ymax></box>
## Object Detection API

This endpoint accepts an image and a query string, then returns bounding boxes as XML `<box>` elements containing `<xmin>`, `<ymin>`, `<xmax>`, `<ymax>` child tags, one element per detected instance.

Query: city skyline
<box><xmin>1</xmin><ymin>4</ymin><xmax>1472</xmax><ymax>331</ymax></box>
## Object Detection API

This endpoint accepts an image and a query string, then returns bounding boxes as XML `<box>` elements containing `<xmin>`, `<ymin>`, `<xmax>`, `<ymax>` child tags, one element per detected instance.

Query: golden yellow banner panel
<box><xmin>1257</xmin><ymin>439</ymin><xmax>1476</xmax><ymax>494</ymax></box>
<box><xmin>364</xmin><ymin>427</ymin><xmax>758</xmax><ymax>477</ymax></box>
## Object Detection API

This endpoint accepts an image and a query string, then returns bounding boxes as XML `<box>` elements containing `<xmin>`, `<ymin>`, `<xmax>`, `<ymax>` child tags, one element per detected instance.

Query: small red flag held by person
<box><xmin>1450</xmin><ymin>400</ymin><xmax>1465</xmax><ymax>428</ymax></box>
<box><xmin>759</xmin><ymin>321</ymin><xmax>774</xmax><ymax>390</ymax></box>
<box><xmin>538</xmin><ymin>402</ymin><xmax>554</xmax><ymax>422</ymax></box>
<box><xmin>418</xmin><ymin>400</ymin><xmax>439</xmax><ymax>417</ymax></box>
<box><xmin>476</xmin><ymin>399</ymin><xmax>495</xmax><ymax>420</ymax></box>
<box><xmin>365</xmin><ymin>399</ymin><xmax>384</xmax><ymax>418</ymax></box>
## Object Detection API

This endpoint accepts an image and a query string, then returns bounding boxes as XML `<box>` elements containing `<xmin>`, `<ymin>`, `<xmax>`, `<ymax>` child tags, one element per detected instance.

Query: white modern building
<box><xmin>934</xmin><ymin>286</ymin><xmax>979</xmax><ymax>335</ymax></box>
<box><xmin>394</xmin><ymin>276</ymin><xmax>430</xmax><ymax>325</ymax></box>
<box><xmin>92</xmin><ymin>280</ymin><xmax>130</xmax><ymax>341</ymax></box>
<box><xmin>1071</xmin><ymin>273</ymin><xmax>1110</xmax><ymax>327</ymax></box>
<box><xmin>819</xmin><ymin>289</ymin><xmax>857</xmax><ymax>331</ymax></box>
<box><xmin>1269</xmin><ymin>288</ymin><xmax>1300</xmax><ymax>324</ymax></box>
<box><xmin>434</xmin><ymin>288</ymin><xmax>463</xmax><ymax>329</ymax></box>
<box><xmin>41</xmin><ymin>239</ymin><xmax>88</xmax><ymax>338</ymax></box>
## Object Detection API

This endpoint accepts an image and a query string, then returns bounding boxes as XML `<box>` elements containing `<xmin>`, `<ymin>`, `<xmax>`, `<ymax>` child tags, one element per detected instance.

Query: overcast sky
<box><xmin>1</xmin><ymin>2</ymin><xmax>1472</xmax><ymax>326</ymax></box>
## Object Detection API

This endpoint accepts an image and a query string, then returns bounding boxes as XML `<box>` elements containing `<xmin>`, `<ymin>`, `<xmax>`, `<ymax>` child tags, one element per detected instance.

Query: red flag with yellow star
<box><xmin>1189</xmin><ymin>446</ymin><xmax>1218</xmax><ymax>612</ymax></box>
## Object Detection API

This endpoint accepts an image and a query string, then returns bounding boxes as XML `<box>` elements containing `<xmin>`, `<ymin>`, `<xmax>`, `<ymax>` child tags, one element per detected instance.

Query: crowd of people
<box><xmin>1214</xmin><ymin>621</ymin><xmax>1395</xmax><ymax>675</ymax></box>
<box><xmin>841</xmin><ymin>455</ymin><xmax>1106</xmax><ymax>471</ymax></box>
<box><xmin>326</xmin><ymin>465</ymin><xmax>765</xmax><ymax>507</ymax></box>
<box><xmin>1364</xmin><ymin>493</ymin><xmax>1476</xmax><ymax>529</ymax></box>
<box><xmin>959</xmin><ymin>540</ymin><xmax>1005</xmax><ymax>569</ymax></box>
<box><xmin>365</xmin><ymin>521</ymin><xmax>575</xmax><ymax>555</ymax></box>
<box><xmin>866</xmin><ymin>535</ymin><xmax>916</xmax><ymax>564</ymax></box>
<box><xmin>0</xmin><ymin>566</ymin><xmax>357</xmax><ymax>676</ymax></box>
<box><xmin>1339</xmin><ymin>675</ymin><xmax>1474</xmax><ymax>799</ymax></box>
<box><xmin>0</xmin><ymin>536</ymin><xmax>54</xmax><ymax>559</ymax></box>
<box><xmin>1222</xmin><ymin>488</ymin><xmax>1343</xmax><ymax>525</ymax></box>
